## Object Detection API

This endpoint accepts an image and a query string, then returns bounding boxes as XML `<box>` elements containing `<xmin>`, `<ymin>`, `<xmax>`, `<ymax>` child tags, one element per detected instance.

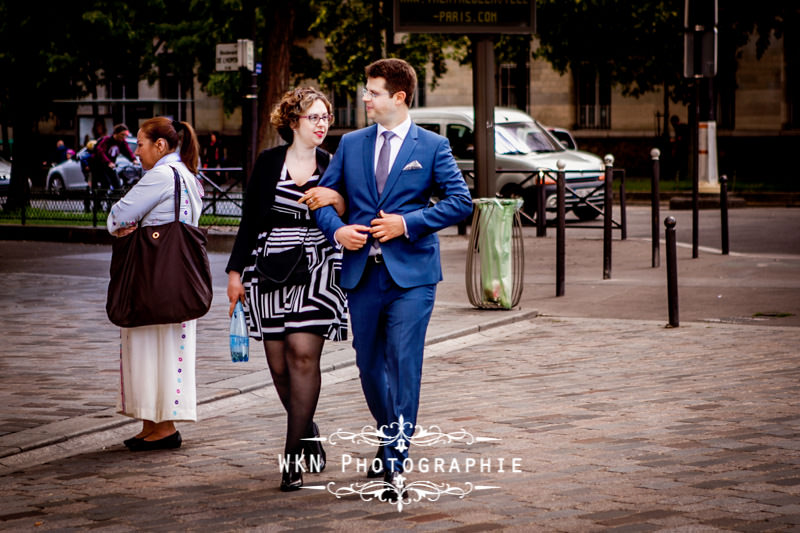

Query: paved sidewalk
<box><xmin>1</xmin><ymin>316</ymin><xmax>798</xmax><ymax>530</ymax></box>
<box><xmin>0</xmin><ymin>238</ymin><xmax>536</xmax><ymax>461</ymax></box>
<box><xmin>1</xmin><ymin>206</ymin><xmax>799</xmax><ymax>531</ymax></box>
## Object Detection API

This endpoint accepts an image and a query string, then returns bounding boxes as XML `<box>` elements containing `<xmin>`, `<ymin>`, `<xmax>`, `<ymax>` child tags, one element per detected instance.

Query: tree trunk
<box><xmin>4</xmin><ymin>83</ymin><xmax>36</xmax><ymax>210</ymax></box>
<box><xmin>257</xmin><ymin>3</ymin><xmax>294</xmax><ymax>152</ymax></box>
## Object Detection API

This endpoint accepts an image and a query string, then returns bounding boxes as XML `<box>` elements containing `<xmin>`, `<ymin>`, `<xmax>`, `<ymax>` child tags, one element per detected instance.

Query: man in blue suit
<box><xmin>314</xmin><ymin>58</ymin><xmax>472</xmax><ymax>498</ymax></box>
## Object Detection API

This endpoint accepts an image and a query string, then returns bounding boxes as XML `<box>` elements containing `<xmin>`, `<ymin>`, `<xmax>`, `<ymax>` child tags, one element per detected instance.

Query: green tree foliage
<box><xmin>534</xmin><ymin>0</ymin><xmax>795</xmax><ymax>104</ymax></box>
<box><xmin>310</xmin><ymin>0</ymin><xmax>467</xmax><ymax>99</ymax></box>
<box><xmin>535</xmin><ymin>0</ymin><xmax>683</xmax><ymax>99</ymax></box>
<box><xmin>0</xmin><ymin>0</ymin><xmax>319</xmax><ymax>204</ymax></box>
<box><xmin>0</xmin><ymin>0</ymin><xmax>162</xmax><ymax>207</ymax></box>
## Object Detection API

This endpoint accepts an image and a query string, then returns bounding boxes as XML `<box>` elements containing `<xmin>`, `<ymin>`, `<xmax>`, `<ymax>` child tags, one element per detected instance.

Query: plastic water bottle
<box><xmin>230</xmin><ymin>301</ymin><xmax>249</xmax><ymax>363</ymax></box>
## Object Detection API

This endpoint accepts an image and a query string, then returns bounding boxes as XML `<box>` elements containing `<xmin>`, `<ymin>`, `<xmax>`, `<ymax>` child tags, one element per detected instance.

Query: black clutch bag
<box><xmin>255</xmin><ymin>243</ymin><xmax>311</xmax><ymax>291</ymax></box>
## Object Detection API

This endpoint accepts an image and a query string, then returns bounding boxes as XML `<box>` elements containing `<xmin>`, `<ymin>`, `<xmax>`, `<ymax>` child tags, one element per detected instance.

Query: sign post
<box><xmin>683</xmin><ymin>0</ymin><xmax>718</xmax><ymax>258</ymax></box>
<box><xmin>393</xmin><ymin>0</ymin><xmax>535</xmax><ymax>199</ymax></box>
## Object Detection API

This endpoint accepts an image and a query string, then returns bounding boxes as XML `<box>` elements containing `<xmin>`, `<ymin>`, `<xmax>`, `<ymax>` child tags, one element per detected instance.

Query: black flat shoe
<box><xmin>123</xmin><ymin>436</ymin><xmax>143</xmax><ymax>448</ymax></box>
<box><xmin>127</xmin><ymin>431</ymin><xmax>182</xmax><ymax>452</ymax></box>
<box><xmin>381</xmin><ymin>470</ymin><xmax>407</xmax><ymax>502</ymax></box>
<box><xmin>303</xmin><ymin>422</ymin><xmax>326</xmax><ymax>473</ymax></box>
<box><xmin>367</xmin><ymin>446</ymin><xmax>384</xmax><ymax>478</ymax></box>
<box><xmin>279</xmin><ymin>456</ymin><xmax>303</xmax><ymax>492</ymax></box>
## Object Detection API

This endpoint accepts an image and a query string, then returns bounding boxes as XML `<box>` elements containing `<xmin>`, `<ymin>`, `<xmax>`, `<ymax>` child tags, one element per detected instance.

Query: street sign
<box><xmin>393</xmin><ymin>0</ymin><xmax>535</xmax><ymax>34</ymax></box>
<box><xmin>216</xmin><ymin>40</ymin><xmax>254</xmax><ymax>72</ymax></box>
<box><xmin>237</xmin><ymin>39</ymin><xmax>254</xmax><ymax>72</ymax></box>
<box><xmin>216</xmin><ymin>43</ymin><xmax>239</xmax><ymax>72</ymax></box>
<box><xmin>683</xmin><ymin>29</ymin><xmax>717</xmax><ymax>78</ymax></box>
<box><xmin>682</xmin><ymin>0</ymin><xmax>717</xmax><ymax>78</ymax></box>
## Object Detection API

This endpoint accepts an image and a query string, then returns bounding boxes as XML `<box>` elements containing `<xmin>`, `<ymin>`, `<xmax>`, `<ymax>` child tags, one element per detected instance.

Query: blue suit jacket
<box><xmin>315</xmin><ymin>122</ymin><xmax>472</xmax><ymax>290</ymax></box>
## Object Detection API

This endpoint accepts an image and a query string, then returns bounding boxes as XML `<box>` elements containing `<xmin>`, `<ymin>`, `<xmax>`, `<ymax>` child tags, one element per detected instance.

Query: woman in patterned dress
<box><xmin>226</xmin><ymin>88</ymin><xmax>348</xmax><ymax>491</ymax></box>
<box><xmin>107</xmin><ymin>118</ymin><xmax>203</xmax><ymax>451</ymax></box>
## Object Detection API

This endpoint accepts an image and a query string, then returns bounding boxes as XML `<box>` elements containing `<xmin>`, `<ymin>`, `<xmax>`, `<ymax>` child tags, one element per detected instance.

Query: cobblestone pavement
<box><xmin>1</xmin><ymin>206</ymin><xmax>799</xmax><ymax>531</ymax></box>
<box><xmin>0</xmin><ymin>241</ymin><xmax>534</xmax><ymax>458</ymax></box>
<box><xmin>1</xmin><ymin>317</ymin><xmax>799</xmax><ymax>531</ymax></box>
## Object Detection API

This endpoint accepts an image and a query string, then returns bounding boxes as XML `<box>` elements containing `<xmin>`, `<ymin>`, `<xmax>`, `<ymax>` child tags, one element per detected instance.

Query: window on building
<box><xmin>786</xmin><ymin>30</ymin><xmax>800</xmax><ymax>129</ymax></box>
<box><xmin>575</xmin><ymin>65</ymin><xmax>611</xmax><ymax>129</ymax></box>
<box><xmin>332</xmin><ymin>90</ymin><xmax>358</xmax><ymax>129</ymax></box>
<box><xmin>159</xmin><ymin>73</ymin><xmax>190</xmax><ymax>121</ymax></box>
<box><xmin>717</xmin><ymin>36</ymin><xmax>737</xmax><ymax>130</ymax></box>
<box><xmin>108</xmin><ymin>77</ymin><xmax>141</xmax><ymax>126</ymax></box>
<box><xmin>498</xmin><ymin>63</ymin><xmax>530</xmax><ymax>112</ymax></box>
<box><xmin>717</xmin><ymin>75</ymin><xmax>736</xmax><ymax>130</ymax></box>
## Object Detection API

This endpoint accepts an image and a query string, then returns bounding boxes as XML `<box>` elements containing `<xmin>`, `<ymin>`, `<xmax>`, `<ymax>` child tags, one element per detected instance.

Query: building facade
<box><xmin>37</xmin><ymin>29</ymin><xmax>796</xmax><ymax>183</ymax></box>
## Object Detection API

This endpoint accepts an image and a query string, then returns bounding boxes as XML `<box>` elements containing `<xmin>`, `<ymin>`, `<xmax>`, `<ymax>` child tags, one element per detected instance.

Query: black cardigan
<box><xmin>226</xmin><ymin>144</ymin><xmax>331</xmax><ymax>274</ymax></box>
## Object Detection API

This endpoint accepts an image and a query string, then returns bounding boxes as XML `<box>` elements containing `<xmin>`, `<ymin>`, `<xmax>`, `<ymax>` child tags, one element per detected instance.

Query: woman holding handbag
<box><xmin>107</xmin><ymin>117</ymin><xmax>204</xmax><ymax>451</ymax></box>
<box><xmin>226</xmin><ymin>87</ymin><xmax>348</xmax><ymax>492</ymax></box>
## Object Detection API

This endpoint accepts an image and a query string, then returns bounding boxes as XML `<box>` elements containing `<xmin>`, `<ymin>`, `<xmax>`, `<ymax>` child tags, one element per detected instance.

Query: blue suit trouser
<box><xmin>346</xmin><ymin>260</ymin><xmax>436</xmax><ymax>473</ymax></box>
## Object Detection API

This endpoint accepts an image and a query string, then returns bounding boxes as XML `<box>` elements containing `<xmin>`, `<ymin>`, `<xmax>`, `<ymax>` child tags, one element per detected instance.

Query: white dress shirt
<box><xmin>372</xmin><ymin>116</ymin><xmax>412</xmax><ymax>252</ymax></box>
<box><xmin>374</xmin><ymin>116</ymin><xmax>412</xmax><ymax>175</ymax></box>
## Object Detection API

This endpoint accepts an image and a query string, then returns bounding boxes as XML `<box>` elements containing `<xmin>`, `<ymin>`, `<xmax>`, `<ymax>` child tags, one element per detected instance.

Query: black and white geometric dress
<box><xmin>241</xmin><ymin>164</ymin><xmax>348</xmax><ymax>341</ymax></box>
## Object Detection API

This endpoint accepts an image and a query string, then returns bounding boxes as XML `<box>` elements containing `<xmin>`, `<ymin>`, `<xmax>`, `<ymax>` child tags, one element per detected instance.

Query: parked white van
<box><xmin>409</xmin><ymin>106</ymin><xmax>606</xmax><ymax>221</ymax></box>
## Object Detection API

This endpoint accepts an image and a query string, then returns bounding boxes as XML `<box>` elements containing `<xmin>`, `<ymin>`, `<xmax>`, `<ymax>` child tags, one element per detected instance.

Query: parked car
<box><xmin>46</xmin><ymin>137</ymin><xmax>140</xmax><ymax>195</ymax></box>
<box><xmin>409</xmin><ymin>107</ymin><xmax>605</xmax><ymax>221</ymax></box>
<box><xmin>0</xmin><ymin>156</ymin><xmax>10</xmax><ymax>195</ymax></box>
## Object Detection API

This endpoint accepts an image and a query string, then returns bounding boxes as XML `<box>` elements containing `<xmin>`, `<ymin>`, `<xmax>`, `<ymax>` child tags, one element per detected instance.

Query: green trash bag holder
<box><xmin>465</xmin><ymin>198</ymin><xmax>525</xmax><ymax>309</ymax></box>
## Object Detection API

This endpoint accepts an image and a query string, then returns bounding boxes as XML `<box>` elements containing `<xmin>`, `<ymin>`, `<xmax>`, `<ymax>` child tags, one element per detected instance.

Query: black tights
<box><xmin>264</xmin><ymin>332</ymin><xmax>324</xmax><ymax>457</ymax></box>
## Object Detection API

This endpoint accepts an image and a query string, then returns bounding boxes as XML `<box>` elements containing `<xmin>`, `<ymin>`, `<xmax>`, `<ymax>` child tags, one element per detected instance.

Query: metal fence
<box><xmin>0</xmin><ymin>169</ymin><xmax>245</xmax><ymax>228</ymax></box>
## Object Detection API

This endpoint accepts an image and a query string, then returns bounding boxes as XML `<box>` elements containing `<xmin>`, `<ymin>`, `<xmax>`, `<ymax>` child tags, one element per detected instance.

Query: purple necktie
<box><xmin>375</xmin><ymin>131</ymin><xmax>395</xmax><ymax>195</ymax></box>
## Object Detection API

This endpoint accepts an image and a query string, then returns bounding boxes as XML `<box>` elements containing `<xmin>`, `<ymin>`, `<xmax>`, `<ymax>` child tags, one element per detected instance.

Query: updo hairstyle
<box><xmin>269</xmin><ymin>87</ymin><xmax>332</xmax><ymax>144</ymax></box>
<box><xmin>137</xmin><ymin>117</ymin><xmax>200</xmax><ymax>175</ymax></box>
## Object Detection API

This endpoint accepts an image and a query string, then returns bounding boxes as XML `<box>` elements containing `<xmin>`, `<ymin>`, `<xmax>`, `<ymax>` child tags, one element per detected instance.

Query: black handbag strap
<box><xmin>170</xmin><ymin>166</ymin><xmax>184</xmax><ymax>222</ymax></box>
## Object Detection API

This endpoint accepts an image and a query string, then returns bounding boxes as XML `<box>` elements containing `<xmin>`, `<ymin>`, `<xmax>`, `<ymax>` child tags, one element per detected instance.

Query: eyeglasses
<box><xmin>299</xmin><ymin>113</ymin><xmax>335</xmax><ymax>125</ymax></box>
<box><xmin>361</xmin><ymin>88</ymin><xmax>391</xmax><ymax>100</ymax></box>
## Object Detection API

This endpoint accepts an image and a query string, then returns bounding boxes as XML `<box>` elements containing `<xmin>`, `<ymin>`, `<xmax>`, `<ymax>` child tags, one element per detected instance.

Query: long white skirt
<box><xmin>117</xmin><ymin>320</ymin><xmax>197</xmax><ymax>423</ymax></box>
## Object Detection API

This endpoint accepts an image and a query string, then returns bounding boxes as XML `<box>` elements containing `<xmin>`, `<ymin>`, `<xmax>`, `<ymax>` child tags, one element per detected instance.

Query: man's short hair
<box><xmin>113</xmin><ymin>124</ymin><xmax>129</xmax><ymax>136</ymax></box>
<box><xmin>366</xmin><ymin>58</ymin><xmax>417</xmax><ymax>107</ymax></box>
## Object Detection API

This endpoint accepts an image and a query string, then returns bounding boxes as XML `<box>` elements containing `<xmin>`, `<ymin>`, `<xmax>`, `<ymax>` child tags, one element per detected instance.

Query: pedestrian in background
<box><xmin>226</xmin><ymin>87</ymin><xmax>348</xmax><ymax>492</ymax></box>
<box><xmin>670</xmin><ymin>115</ymin><xmax>689</xmax><ymax>182</ymax></box>
<box><xmin>81</xmin><ymin>140</ymin><xmax>99</xmax><ymax>213</ymax></box>
<box><xmin>52</xmin><ymin>139</ymin><xmax>68</xmax><ymax>165</ymax></box>
<box><xmin>94</xmin><ymin>124</ymin><xmax>136</xmax><ymax>192</ymax></box>
<box><xmin>202</xmin><ymin>131</ymin><xmax>225</xmax><ymax>184</ymax></box>
<box><xmin>107</xmin><ymin>117</ymin><xmax>204</xmax><ymax>452</ymax></box>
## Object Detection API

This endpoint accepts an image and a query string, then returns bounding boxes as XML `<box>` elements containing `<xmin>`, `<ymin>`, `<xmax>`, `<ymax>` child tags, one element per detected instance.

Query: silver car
<box><xmin>46</xmin><ymin>137</ymin><xmax>140</xmax><ymax>195</ymax></box>
<box><xmin>0</xmin><ymin>155</ymin><xmax>10</xmax><ymax>195</ymax></box>
<box><xmin>409</xmin><ymin>106</ymin><xmax>605</xmax><ymax>221</ymax></box>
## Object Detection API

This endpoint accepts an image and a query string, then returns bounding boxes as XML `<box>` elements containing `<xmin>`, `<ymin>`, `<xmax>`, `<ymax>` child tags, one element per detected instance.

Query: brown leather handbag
<box><xmin>106</xmin><ymin>167</ymin><xmax>213</xmax><ymax>328</ymax></box>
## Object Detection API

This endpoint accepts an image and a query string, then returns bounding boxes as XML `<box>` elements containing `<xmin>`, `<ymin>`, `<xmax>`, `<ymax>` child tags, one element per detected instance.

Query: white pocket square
<box><xmin>402</xmin><ymin>160</ymin><xmax>423</xmax><ymax>171</ymax></box>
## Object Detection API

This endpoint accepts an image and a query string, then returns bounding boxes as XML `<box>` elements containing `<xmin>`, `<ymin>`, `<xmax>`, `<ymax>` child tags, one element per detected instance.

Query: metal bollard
<box><xmin>618</xmin><ymin>169</ymin><xmax>627</xmax><ymax>240</ymax></box>
<box><xmin>720</xmin><ymin>174</ymin><xmax>729</xmax><ymax>255</ymax></box>
<box><xmin>650</xmin><ymin>148</ymin><xmax>661</xmax><ymax>268</ymax></box>
<box><xmin>556</xmin><ymin>160</ymin><xmax>566</xmax><ymax>297</ymax></box>
<box><xmin>665</xmin><ymin>216</ymin><xmax>679</xmax><ymax>327</ymax></box>
<box><xmin>536</xmin><ymin>170</ymin><xmax>547</xmax><ymax>237</ymax></box>
<box><xmin>603</xmin><ymin>154</ymin><xmax>614</xmax><ymax>280</ymax></box>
